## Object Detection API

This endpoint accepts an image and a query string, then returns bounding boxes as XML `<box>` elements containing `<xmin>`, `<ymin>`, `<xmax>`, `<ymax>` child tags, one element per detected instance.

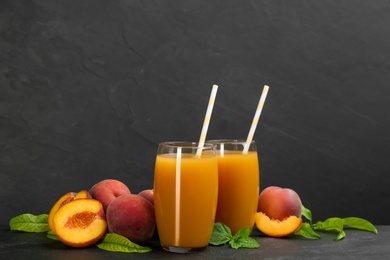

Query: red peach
<box><xmin>257</xmin><ymin>186</ymin><xmax>302</xmax><ymax>220</ymax></box>
<box><xmin>138</xmin><ymin>189</ymin><xmax>154</xmax><ymax>205</ymax></box>
<box><xmin>106</xmin><ymin>194</ymin><xmax>155</xmax><ymax>244</ymax></box>
<box><xmin>89</xmin><ymin>179</ymin><xmax>131</xmax><ymax>212</ymax></box>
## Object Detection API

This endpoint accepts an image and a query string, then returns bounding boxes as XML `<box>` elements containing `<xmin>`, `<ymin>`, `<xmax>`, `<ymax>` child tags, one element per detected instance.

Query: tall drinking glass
<box><xmin>153</xmin><ymin>142</ymin><xmax>219</xmax><ymax>253</ymax></box>
<box><xmin>209</xmin><ymin>140</ymin><xmax>260</xmax><ymax>235</ymax></box>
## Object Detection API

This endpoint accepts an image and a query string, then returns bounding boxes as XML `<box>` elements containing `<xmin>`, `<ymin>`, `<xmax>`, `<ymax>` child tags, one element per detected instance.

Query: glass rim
<box><xmin>158</xmin><ymin>141</ymin><xmax>215</xmax><ymax>149</ymax></box>
<box><xmin>206</xmin><ymin>139</ymin><xmax>256</xmax><ymax>145</ymax></box>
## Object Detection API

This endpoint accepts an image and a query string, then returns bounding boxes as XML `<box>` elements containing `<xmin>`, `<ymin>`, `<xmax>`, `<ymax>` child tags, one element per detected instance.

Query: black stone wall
<box><xmin>1</xmin><ymin>0</ymin><xmax>389</xmax><ymax>225</ymax></box>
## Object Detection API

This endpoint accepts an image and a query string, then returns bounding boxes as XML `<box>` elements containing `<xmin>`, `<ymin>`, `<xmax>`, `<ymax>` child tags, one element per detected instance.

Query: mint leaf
<box><xmin>237</xmin><ymin>237</ymin><xmax>260</xmax><ymax>249</ymax></box>
<box><xmin>96</xmin><ymin>233</ymin><xmax>151</xmax><ymax>253</ymax></box>
<box><xmin>343</xmin><ymin>217</ymin><xmax>378</xmax><ymax>234</ymax></box>
<box><xmin>313</xmin><ymin>217</ymin><xmax>344</xmax><ymax>233</ymax></box>
<box><xmin>229</xmin><ymin>234</ymin><xmax>245</xmax><ymax>249</ymax></box>
<box><xmin>46</xmin><ymin>230</ymin><xmax>60</xmax><ymax>241</ymax></box>
<box><xmin>335</xmin><ymin>230</ymin><xmax>346</xmax><ymax>241</ymax></box>
<box><xmin>230</xmin><ymin>227</ymin><xmax>260</xmax><ymax>249</ymax></box>
<box><xmin>301</xmin><ymin>205</ymin><xmax>313</xmax><ymax>225</ymax></box>
<box><xmin>294</xmin><ymin>222</ymin><xmax>321</xmax><ymax>239</ymax></box>
<box><xmin>210</xmin><ymin>223</ymin><xmax>259</xmax><ymax>249</ymax></box>
<box><xmin>313</xmin><ymin>217</ymin><xmax>346</xmax><ymax>240</ymax></box>
<box><xmin>230</xmin><ymin>227</ymin><xmax>250</xmax><ymax>249</ymax></box>
<box><xmin>234</xmin><ymin>226</ymin><xmax>250</xmax><ymax>238</ymax></box>
<box><xmin>9</xmin><ymin>213</ymin><xmax>50</xmax><ymax>233</ymax></box>
<box><xmin>209</xmin><ymin>222</ymin><xmax>232</xmax><ymax>245</ymax></box>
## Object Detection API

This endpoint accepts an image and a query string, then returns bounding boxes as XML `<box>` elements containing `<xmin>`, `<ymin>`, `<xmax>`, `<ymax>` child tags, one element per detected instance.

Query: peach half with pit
<box><xmin>75</xmin><ymin>189</ymin><xmax>92</xmax><ymax>199</ymax></box>
<box><xmin>255</xmin><ymin>186</ymin><xmax>303</xmax><ymax>237</ymax></box>
<box><xmin>89</xmin><ymin>179</ymin><xmax>131</xmax><ymax>211</ymax></box>
<box><xmin>53</xmin><ymin>198</ymin><xmax>107</xmax><ymax>247</ymax></box>
<box><xmin>48</xmin><ymin>192</ymin><xmax>76</xmax><ymax>231</ymax></box>
<box><xmin>106</xmin><ymin>194</ymin><xmax>155</xmax><ymax>244</ymax></box>
<box><xmin>48</xmin><ymin>190</ymin><xmax>91</xmax><ymax>231</ymax></box>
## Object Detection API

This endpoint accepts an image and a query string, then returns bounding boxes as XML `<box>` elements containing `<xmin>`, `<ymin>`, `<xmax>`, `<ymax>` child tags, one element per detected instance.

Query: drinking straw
<box><xmin>175</xmin><ymin>147</ymin><xmax>182</xmax><ymax>244</ymax></box>
<box><xmin>243</xmin><ymin>85</ymin><xmax>269</xmax><ymax>154</ymax></box>
<box><xmin>196</xmin><ymin>84</ymin><xmax>219</xmax><ymax>156</ymax></box>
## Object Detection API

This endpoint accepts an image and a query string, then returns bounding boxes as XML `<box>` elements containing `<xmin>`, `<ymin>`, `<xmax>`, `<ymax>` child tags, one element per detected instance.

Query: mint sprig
<box><xmin>210</xmin><ymin>222</ymin><xmax>260</xmax><ymax>249</ymax></box>
<box><xmin>294</xmin><ymin>205</ymin><xmax>378</xmax><ymax>240</ymax></box>
<box><xmin>9</xmin><ymin>213</ymin><xmax>50</xmax><ymax>233</ymax></box>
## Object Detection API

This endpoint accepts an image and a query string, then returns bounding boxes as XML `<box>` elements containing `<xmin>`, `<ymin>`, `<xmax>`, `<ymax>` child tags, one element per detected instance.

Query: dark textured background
<box><xmin>1</xmin><ymin>0</ymin><xmax>389</xmax><ymax>225</ymax></box>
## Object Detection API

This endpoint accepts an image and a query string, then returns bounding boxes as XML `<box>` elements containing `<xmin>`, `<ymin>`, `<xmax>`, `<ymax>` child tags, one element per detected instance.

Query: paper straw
<box><xmin>243</xmin><ymin>85</ymin><xmax>269</xmax><ymax>153</ymax></box>
<box><xmin>196</xmin><ymin>84</ymin><xmax>219</xmax><ymax>156</ymax></box>
<box><xmin>175</xmin><ymin>147</ymin><xmax>182</xmax><ymax>244</ymax></box>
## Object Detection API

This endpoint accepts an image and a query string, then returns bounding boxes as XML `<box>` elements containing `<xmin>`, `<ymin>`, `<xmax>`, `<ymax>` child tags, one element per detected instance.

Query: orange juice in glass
<box><xmin>209</xmin><ymin>140</ymin><xmax>259</xmax><ymax>235</ymax></box>
<box><xmin>153</xmin><ymin>142</ymin><xmax>219</xmax><ymax>253</ymax></box>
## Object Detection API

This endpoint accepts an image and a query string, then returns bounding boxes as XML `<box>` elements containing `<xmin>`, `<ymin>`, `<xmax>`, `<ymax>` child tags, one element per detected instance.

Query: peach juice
<box><xmin>210</xmin><ymin>140</ymin><xmax>260</xmax><ymax>235</ymax></box>
<box><xmin>154</xmin><ymin>142</ymin><xmax>218</xmax><ymax>253</ymax></box>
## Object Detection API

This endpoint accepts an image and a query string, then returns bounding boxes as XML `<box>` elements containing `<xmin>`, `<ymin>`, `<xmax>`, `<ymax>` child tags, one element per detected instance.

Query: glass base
<box><xmin>162</xmin><ymin>245</ymin><xmax>207</xmax><ymax>253</ymax></box>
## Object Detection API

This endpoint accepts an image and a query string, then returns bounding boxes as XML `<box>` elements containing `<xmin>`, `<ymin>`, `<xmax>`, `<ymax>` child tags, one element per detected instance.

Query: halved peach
<box><xmin>48</xmin><ymin>190</ymin><xmax>92</xmax><ymax>231</ymax></box>
<box><xmin>48</xmin><ymin>192</ymin><xmax>76</xmax><ymax>231</ymax></box>
<box><xmin>75</xmin><ymin>190</ymin><xmax>92</xmax><ymax>199</ymax></box>
<box><xmin>53</xmin><ymin>198</ymin><xmax>107</xmax><ymax>247</ymax></box>
<box><xmin>255</xmin><ymin>212</ymin><xmax>302</xmax><ymax>237</ymax></box>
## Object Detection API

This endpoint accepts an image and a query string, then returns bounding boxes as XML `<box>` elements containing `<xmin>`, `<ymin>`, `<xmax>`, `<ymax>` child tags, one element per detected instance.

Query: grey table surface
<box><xmin>0</xmin><ymin>225</ymin><xmax>387</xmax><ymax>260</ymax></box>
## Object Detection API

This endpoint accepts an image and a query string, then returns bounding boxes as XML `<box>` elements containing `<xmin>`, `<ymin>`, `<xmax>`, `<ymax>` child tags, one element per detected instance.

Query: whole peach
<box><xmin>106</xmin><ymin>194</ymin><xmax>155</xmax><ymax>244</ymax></box>
<box><xmin>138</xmin><ymin>189</ymin><xmax>158</xmax><ymax>238</ymax></box>
<box><xmin>138</xmin><ymin>189</ymin><xmax>154</xmax><ymax>205</ymax></box>
<box><xmin>257</xmin><ymin>186</ymin><xmax>302</xmax><ymax>220</ymax></box>
<box><xmin>89</xmin><ymin>179</ymin><xmax>131</xmax><ymax>211</ymax></box>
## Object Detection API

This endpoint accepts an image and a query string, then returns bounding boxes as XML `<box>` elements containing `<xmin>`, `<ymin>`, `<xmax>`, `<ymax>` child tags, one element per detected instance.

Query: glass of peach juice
<box><xmin>153</xmin><ymin>142</ymin><xmax>219</xmax><ymax>253</ymax></box>
<box><xmin>208</xmin><ymin>140</ymin><xmax>260</xmax><ymax>235</ymax></box>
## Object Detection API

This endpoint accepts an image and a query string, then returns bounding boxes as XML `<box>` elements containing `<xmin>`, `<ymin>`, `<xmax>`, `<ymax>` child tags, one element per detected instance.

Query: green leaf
<box><xmin>313</xmin><ymin>217</ymin><xmax>344</xmax><ymax>232</ymax></box>
<box><xmin>209</xmin><ymin>222</ymin><xmax>233</xmax><ymax>245</ymax></box>
<box><xmin>9</xmin><ymin>213</ymin><xmax>50</xmax><ymax>233</ymax></box>
<box><xmin>46</xmin><ymin>230</ymin><xmax>60</xmax><ymax>241</ymax></box>
<box><xmin>210</xmin><ymin>223</ymin><xmax>259</xmax><ymax>249</ymax></box>
<box><xmin>334</xmin><ymin>230</ymin><xmax>346</xmax><ymax>241</ymax></box>
<box><xmin>301</xmin><ymin>205</ymin><xmax>313</xmax><ymax>225</ymax></box>
<box><xmin>230</xmin><ymin>226</ymin><xmax>250</xmax><ymax>249</ymax></box>
<box><xmin>229</xmin><ymin>234</ymin><xmax>245</xmax><ymax>249</ymax></box>
<box><xmin>230</xmin><ymin>226</ymin><xmax>259</xmax><ymax>249</ymax></box>
<box><xmin>237</xmin><ymin>237</ymin><xmax>260</xmax><ymax>249</ymax></box>
<box><xmin>343</xmin><ymin>217</ymin><xmax>378</xmax><ymax>234</ymax></box>
<box><xmin>294</xmin><ymin>223</ymin><xmax>321</xmax><ymax>239</ymax></box>
<box><xmin>233</xmin><ymin>226</ymin><xmax>250</xmax><ymax>239</ymax></box>
<box><xmin>96</xmin><ymin>233</ymin><xmax>151</xmax><ymax>253</ymax></box>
